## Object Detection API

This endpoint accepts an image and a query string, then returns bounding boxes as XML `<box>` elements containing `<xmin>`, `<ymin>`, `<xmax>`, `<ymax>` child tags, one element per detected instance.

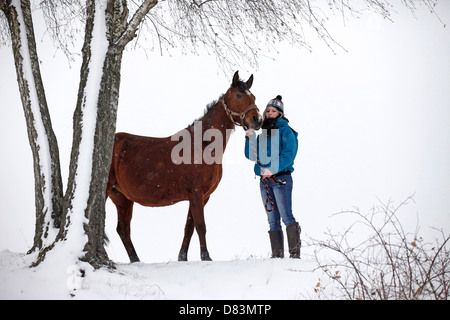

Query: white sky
<box><xmin>0</xmin><ymin>3</ymin><xmax>449</xmax><ymax>262</ymax></box>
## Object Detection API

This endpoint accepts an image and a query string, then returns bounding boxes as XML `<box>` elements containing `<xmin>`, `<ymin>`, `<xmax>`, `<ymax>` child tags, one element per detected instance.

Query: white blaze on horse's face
<box><xmin>246</xmin><ymin>90</ymin><xmax>251</xmax><ymax>96</ymax></box>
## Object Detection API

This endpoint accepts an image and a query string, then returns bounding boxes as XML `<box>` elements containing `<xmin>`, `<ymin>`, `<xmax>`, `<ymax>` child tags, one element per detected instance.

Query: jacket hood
<box><xmin>276</xmin><ymin>117</ymin><xmax>289</xmax><ymax>128</ymax></box>
<box><xmin>277</xmin><ymin>117</ymin><xmax>298</xmax><ymax>137</ymax></box>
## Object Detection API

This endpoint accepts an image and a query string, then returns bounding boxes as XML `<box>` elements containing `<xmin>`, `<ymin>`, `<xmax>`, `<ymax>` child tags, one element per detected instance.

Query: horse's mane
<box><xmin>188</xmin><ymin>80</ymin><xmax>249</xmax><ymax>128</ymax></box>
<box><xmin>188</xmin><ymin>94</ymin><xmax>224</xmax><ymax>128</ymax></box>
<box><xmin>203</xmin><ymin>94</ymin><xmax>224</xmax><ymax>117</ymax></box>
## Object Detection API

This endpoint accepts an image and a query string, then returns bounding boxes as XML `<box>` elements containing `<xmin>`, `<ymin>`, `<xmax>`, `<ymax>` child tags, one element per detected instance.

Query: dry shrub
<box><xmin>312</xmin><ymin>197</ymin><xmax>449</xmax><ymax>300</ymax></box>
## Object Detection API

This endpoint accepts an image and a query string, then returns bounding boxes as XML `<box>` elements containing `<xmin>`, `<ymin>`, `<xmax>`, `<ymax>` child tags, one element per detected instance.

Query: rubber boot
<box><xmin>286</xmin><ymin>222</ymin><xmax>301</xmax><ymax>259</ymax></box>
<box><xmin>268</xmin><ymin>230</ymin><xmax>284</xmax><ymax>258</ymax></box>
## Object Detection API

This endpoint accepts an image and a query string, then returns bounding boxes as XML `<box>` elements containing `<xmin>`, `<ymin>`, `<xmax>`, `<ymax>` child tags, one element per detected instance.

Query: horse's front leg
<box><xmin>196</xmin><ymin>220</ymin><xmax>212</xmax><ymax>261</ymax></box>
<box><xmin>178</xmin><ymin>209</ymin><xmax>194</xmax><ymax>261</ymax></box>
<box><xmin>198</xmin><ymin>196</ymin><xmax>212</xmax><ymax>261</ymax></box>
<box><xmin>188</xmin><ymin>193</ymin><xmax>212</xmax><ymax>261</ymax></box>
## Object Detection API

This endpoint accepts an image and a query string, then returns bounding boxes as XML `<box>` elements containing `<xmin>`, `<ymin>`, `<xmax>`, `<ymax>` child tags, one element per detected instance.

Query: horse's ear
<box><xmin>231</xmin><ymin>71</ymin><xmax>240</xmax><ymax>88</ymax></box>
<box><xmin>246</xmin><ymin>74</ymin><xmax>254</xmax><ymax>90</ymax></box>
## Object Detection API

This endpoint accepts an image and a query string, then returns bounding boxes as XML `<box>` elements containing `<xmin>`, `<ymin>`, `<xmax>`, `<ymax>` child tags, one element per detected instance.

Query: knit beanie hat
<box><xmin>266</xmin><ymin>95</ymin><xmax>284</xmax><ymax>114</ymax></box>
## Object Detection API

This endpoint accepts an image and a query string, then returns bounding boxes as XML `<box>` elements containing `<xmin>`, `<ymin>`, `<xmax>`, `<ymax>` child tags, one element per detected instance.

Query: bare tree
<box><xmin>140</xmin><ymin>0</ymin><xmax>443</xmax><ymax>69</ymax></box>
<box><xmin>0</xmin><ymin>0</ymin><xmax>443</xmax><ymax>268</ymax></box>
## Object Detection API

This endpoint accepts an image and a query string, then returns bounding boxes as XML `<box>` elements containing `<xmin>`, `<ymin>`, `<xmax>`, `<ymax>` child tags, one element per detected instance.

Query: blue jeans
<box><xmin>259</xmin><ymin>174</ymin><xmax>296</xmax><ymax>231</ymax></box>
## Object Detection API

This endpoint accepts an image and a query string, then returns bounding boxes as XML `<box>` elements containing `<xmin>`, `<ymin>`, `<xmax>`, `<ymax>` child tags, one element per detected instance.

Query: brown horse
<box><xmin>106</xmin><ymin>71</ymin><xmax>262</xmax><ymax>262</ymax></box>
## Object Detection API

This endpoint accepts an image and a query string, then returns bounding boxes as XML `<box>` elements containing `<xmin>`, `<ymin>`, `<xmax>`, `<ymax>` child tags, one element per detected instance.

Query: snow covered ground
<box><xmin>0</xmin><ymin>249</ymin><xmax>331</xmax><ymax>300</ymax></box>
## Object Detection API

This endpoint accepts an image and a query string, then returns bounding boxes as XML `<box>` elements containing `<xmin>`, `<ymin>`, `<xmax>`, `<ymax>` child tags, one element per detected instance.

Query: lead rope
<box><xmin>246</xmin><ymin>134</ymin><xmax>275</xmax><ymax>212</ymax></box>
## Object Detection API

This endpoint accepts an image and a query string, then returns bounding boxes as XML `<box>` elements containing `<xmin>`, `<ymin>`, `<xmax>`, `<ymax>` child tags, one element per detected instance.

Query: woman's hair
<box><xmin>262</xmin><ymin>109</ymin><xmax>289</xmax><ymax>122</ymax></box>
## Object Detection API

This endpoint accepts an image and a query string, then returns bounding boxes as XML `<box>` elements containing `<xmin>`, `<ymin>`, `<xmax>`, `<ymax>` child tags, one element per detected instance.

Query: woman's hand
<box><xmin>245</xmin><ymin>129</ymin><xmax>255</xmax><ymax>136</ymax></box>
<box><xmin>261</xmin><ymin>169</ymin><xmax>273</xmax><ymax>179</ymax></box>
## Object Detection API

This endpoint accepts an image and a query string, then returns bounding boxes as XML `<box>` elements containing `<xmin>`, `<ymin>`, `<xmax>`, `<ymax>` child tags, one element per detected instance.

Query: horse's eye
<box><xmin>236</xmin><ymin>94</ymin><xmax>243</xmax><ymax>99</ymax></box>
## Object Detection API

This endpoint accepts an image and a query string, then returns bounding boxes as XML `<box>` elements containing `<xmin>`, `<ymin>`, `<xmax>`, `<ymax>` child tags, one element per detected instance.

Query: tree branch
<box><xmin>115</xmin><ymin>0</ymin><xmax>157</xmax><ymax>49</ymax></box>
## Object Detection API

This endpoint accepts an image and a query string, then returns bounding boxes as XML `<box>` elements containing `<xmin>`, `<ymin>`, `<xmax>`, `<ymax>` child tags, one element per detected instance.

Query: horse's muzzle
<box><xmin>252</xmin><ymin>115</ymin><xmax>263</xmax><ymax>130</ymax></box>
<box><xmin>246</xmin><ymin>114</ymin><xmax>262</xmax><ymax>130</ymax></box>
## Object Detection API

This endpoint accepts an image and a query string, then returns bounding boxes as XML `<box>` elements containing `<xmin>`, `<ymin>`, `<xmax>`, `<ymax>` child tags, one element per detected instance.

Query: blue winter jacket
<box><xmin>245</xmin><ymin>117</ymin><xmax>298</xmax><ymax>176</ymax></box>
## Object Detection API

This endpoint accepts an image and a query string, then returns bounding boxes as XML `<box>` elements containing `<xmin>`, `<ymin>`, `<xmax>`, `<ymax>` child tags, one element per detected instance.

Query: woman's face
<box><xmin>265</xmin><ymin>107</ymin><xmax>280</xmax><ymax>119</ymax></box>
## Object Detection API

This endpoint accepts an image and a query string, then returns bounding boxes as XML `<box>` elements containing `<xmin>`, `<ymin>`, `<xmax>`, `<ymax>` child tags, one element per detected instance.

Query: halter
<box><xmin>221</xmin><ymin>97</ymin><xmax>259</xmax><ymax>130</ymax></box>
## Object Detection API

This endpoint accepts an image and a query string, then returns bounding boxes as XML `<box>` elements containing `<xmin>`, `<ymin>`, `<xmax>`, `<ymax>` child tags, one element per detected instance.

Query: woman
<box><xmin>245</xmin><ymin>95</ymin><xmax>301</xmax><ymax>258</ymax></box>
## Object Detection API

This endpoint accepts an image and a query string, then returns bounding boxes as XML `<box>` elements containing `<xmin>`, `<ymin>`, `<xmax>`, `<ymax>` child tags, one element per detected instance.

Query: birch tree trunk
<box><xmin>57</xmin><ymin>0</ymin><xmax>157</xmax><ymax>268</ymax></box>
<box><xmin>0</xmin><ymin>0</ymin><xmax>64</xmax><ymax>255</ymax></box>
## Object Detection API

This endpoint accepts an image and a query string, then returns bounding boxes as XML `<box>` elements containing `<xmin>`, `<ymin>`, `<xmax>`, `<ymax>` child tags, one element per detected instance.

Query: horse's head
<box><xmin>222</xmin><ymin>71</ymin><xmax>262</xmax><ymax>130</ymax></box>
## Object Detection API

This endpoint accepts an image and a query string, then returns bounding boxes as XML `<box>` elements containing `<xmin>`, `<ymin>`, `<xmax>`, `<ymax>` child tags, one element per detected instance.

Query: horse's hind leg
<box><xmin>109</xmin><ymin>188</ymin><xmax>140</xmax><ymax>263</ymax></box>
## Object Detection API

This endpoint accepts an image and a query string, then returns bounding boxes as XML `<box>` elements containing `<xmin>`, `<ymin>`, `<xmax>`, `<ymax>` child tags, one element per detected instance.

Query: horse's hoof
<box><xmin>178</xmin><ymin>252</ymin><xmax>188</xmax><ymax>261</ymax></box>
<box><xmin>130</xmin><ymin>256</ymin><xmax>140</xmax><ymax>263</ymax></box>
<box><xmin>201</xmin><ymin>252</ymin><xmax>212</xmax><ymax>261</ymax></box>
